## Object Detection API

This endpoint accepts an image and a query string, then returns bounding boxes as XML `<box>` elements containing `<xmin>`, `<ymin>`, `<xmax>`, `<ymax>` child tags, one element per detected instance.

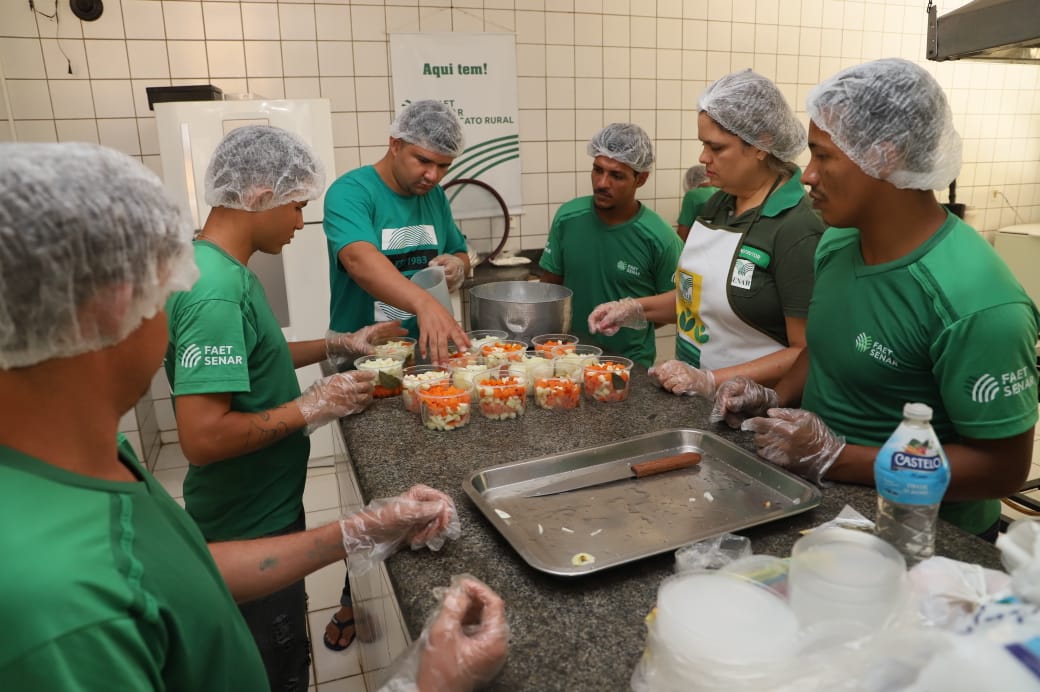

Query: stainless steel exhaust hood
<box><xmin>927</xmin><ymin>0</ymin><xmax>1040</xmax><ymax>63</ymax></box>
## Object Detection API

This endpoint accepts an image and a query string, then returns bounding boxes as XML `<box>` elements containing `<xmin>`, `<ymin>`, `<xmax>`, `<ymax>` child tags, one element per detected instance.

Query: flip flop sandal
<box><xmin>322</xmin><ymin>614</ymin><xmax>356</xmax><ymax>652</ymax></box>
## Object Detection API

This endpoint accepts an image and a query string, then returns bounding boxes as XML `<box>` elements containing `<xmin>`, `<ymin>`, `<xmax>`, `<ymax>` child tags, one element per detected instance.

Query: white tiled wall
<box><xmin>3</xmin><ymin>0</ymin><xmax>1039</xmax><ymax>452</ymax></box>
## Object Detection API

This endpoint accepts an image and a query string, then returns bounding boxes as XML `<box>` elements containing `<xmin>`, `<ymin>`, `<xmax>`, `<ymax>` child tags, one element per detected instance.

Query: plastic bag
<box><xmin>674</xmin><ymin>533</ymin><xmax>751</xmax><ymax>572</ymax></box>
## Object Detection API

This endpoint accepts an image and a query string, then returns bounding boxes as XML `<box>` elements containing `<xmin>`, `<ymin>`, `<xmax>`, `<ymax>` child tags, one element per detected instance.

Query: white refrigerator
<box><xmin>154</xmin><ymin>98</ymin><xmax>339</xmax><ymax>459</ymax></box>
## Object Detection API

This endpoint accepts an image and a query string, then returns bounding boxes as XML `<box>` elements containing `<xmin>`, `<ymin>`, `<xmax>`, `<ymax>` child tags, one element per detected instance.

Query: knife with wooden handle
<box><xmin>524</xmin><ymin>452</ymin><xmax>702</xmax><ymax>497</ymax></box>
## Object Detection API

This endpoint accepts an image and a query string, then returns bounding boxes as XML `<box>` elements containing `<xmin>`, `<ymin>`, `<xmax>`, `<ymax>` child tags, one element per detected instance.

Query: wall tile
<box><xmin>8</xmin><ymin>79</ymin><xmax>53</xmax><ymax>119</ymax></box>
<box><xmin>167</xmin><ymin>40</ymin><xmax>209</xmax><ymax>78</ymax></box>
<box><xmin>417</xmin><ymin>7</ymin><xmax>452</xmax><ymax>32</ymax></box>
<box><xmin>91</xmin><ymin>80</ymin><xmax>135</xmax><ymax>118</ymax></box>
<box><xmin>279</xmin><ymin>2</ymin><xmax>317</xmax><ymax>40</ymax></box>
<box><xmin>137</xmin><ymin>116</ymin><xmax>159</xmax><ymax>155</ymax></box>
<box><xmin>316</xmin><ymin>5</ymin><xmax>352</xmax><ymax>40</ymax></box>
<box><xmin>203</xmin><ymin>2</ymin><xmax>244</xmax><ymax>40</ymax></box>
<box><xmin>41</xmin><ymin>39</ymin><xmax>89</xmax><ymax>80</ymax></box>
<box><xmin>317</xmin><ymin>41</ymin><xmax>354</xmax><ymax>77</ymax></box>
<box><xmin>351</xmin><ymin>5</ymin><xmax>386</xmax><ymax>39</ymax></box>
<box><xmin>162</xmin><ymin>2</ymin><xmax>205</xmax><ymax>40</ymax></box>
<box><xmin>123</xmin><ymin>0</ymin><xmax>166</xmax><ymax>40</ymax></box>
<box><xmin>207</xmin><ymin>41</ymin><xmax>247</xmax><ymax>78</ymax></box>
<box><xmin>98</xmin><ymin>117</ymin><xmax>141</xmax><ymax>155</ymax></box>
<box><xmin>2</xmin><ymin>38</ymin><xmax>46</xmax><ymax>79</ymax></box>
<box><xmin>545</xmin><ymin>45</ymin><xmax>574</xmax><ymax>78</ymax></box>
<box><xmin>247</xmin><ymin>76</ymin><xmax>285</xmax><ymax>98</ymax></box>
<box><xmin>545</xmin><ymin>77</ymin><xmax>575</xmax><ymax>109</ymax></box>
<box><xmin>451</xmin><ymin>9</ymin><xmax>484</xmax><ymax>32</ymax></box>
<box><xmin>0</xmin><ymin>2</ymin><xmax>42</xmax><ymax>37</ymax></box>
<box><xmin>245</xmin><ymin>40</ymin><xmax>283</xmax><ymax>77</ymax></box>
<box><xmin>86</xmin><ymin>40</ymin><xmax>131</xmax><ymax>79</ymax></box>
<box><xmin>352</xmin><ymin>42</ymin><xmax>389</xmax><ymax>76</ymax></box>
<box><xmin>282</xmin><ymin>41</ymin><xmax>319</xmax><ymax>76</ymax></box>
<box><xmin>515</xmin><ymin>11</ymin><xmax>545</xmax><ymax>44</ymax></box>
<box><xmin>353</xmin><ymin>76</ymin><xmax>390</xmax><ymax>111</ymax></box>
<box><xmin>81</xmin><ymin>0</ymin><xmax>126</xmax><ymax>39</ymax></box>
<box><xmin>545</xmin><ymin>12</ymin><xmax>574</xmax><ymax>45</ymax></box>
<box><xmin>56</xmin><ymin>119</ymin><xmax>100</xmax><ymax>143</ymax></box>
<box><xmin>127</xmin><ymin>41</ymin><xmax>170</xmax><ymax>79</ymax></box>
<box><xmin>14</xmin><ymin>120</ymin><xmax>57</xmax><ymax>142</ymax></box>
<box><xmin>241</xmin><ymin>2</ymin><xmax>280</xmax><ymax>40</ymax></box>
<box><xmin>385</xmin><ymin>6</ymin><xmax>420</xmax><ymax>33</ymax></box>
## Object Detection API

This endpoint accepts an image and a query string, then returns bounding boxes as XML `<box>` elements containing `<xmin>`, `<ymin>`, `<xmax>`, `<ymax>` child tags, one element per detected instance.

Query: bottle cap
<box><xmin>903</xmin><ymin>402</ymin><xmax>933</xmax><ymax>421</ymax></box>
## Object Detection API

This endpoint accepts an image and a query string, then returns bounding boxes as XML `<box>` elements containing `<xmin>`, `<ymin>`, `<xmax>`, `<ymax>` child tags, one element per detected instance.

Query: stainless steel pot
<box><xmin>467</xmin><ymin>281</ymin><xmax>572</xmax><ymax>343</ymax></box>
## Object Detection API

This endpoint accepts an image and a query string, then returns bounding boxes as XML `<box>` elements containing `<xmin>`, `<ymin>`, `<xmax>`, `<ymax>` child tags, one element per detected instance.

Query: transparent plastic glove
<box><xmin>380</xmin><ymin>575</ymin><xmax>508</xmax><ymax>692</ymax></box>
<box><xmin>295</xmin><ymin>371</ymin><xmax>376</xmax><ymax>435</ymax></box>
<box><xmin>648</xmin><ymin>360</ymin><xmax>716</xmax><ymax>398</ymax></box>
<box><xmin>710</xmin><ymin>375</ymin><xmax>779</xmax><ymax>428</ymax></box>
<box><xmin>740</xmin><ymin>408</ymin><xmax>845</xmax><ymax>485</ymax></box>
<box><xmin>340</xmin><ymin>484</ymin><xmax>461</xmax><ymax>575</ymax></box>
<box><xmin>587</xmin><ymin>297</ymin><xmax>647</xmax><ymax>336</ymax></box>
<box><xmin>325</xmin><ymin>321</ymin><xmax>408</xmax><ymax>368</ymax></box>
<box><xmin>429</xmin><ymin>254</ymin><xmax>466</xmax><ymax>292</ymax></box>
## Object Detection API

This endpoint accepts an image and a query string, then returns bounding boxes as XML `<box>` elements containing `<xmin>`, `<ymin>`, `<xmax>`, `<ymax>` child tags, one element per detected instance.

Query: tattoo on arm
<box><xmin>244</xmin><ymin>408</ymin><xmax>292</xmax><ymax>451</ymax></box>
<box><xmin>258</xmin><ymin>557</ymin><xmax>278</xmax><ymax>572</ymax></box>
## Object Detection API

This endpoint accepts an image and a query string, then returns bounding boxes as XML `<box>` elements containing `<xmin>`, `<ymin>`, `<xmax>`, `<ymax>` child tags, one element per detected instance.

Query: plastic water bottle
<box><xmin>874</xmin><ymin>402</ymin><xmax>952</xmax><ymax>564</ymax></box>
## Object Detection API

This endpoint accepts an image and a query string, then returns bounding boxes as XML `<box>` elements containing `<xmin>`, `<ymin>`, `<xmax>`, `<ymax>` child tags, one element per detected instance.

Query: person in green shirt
<box><xmin>713</xmin><ymin>59</ymin><xmax>1039</xmax><ymax>540</ymax></box>
<box><xmin>0</xmin><ymin>142</ymin><xmax>501</xmax><ymax>691</ymax></box>
<box><xmin>540</xmin><ymin>123</ymin><xmax>683</xmax><ymax>367</ymax></box>
<box><xmin>590</xmin><ymin>71</ymin><xmax>824</xmax><ymax>399</ymax></box>
<box><xmin>675</xmin><ymin>164</ymin><xmax>718</xmax><ymax>242</ymax></box>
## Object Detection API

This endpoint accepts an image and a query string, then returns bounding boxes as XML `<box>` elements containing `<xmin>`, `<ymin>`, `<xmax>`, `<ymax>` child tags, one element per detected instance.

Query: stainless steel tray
<box><xmin>463</xmin><ymin>428</ymin><xmax>821</xmax><ymax>577</ymax></box>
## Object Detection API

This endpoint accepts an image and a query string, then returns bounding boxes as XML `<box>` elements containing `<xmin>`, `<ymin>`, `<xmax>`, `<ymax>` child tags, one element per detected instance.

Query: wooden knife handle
<box><xmin>631</xmin><ymin>452</ymin><xmax>702</xmax><ymax>477</ymax></box>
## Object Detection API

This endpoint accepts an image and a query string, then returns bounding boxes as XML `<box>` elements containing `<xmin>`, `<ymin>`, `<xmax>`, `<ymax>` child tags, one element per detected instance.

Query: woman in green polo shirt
<box><xmin>589</xmin><ymin>69</ymin><xmax>825</xmax><ymax>399</ymax></box>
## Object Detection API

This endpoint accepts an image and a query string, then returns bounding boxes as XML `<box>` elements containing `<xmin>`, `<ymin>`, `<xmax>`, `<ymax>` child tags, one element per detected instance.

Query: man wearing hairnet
<box><xmin>324</xmin><ymin>99</ymin><xmax>471</xmax><ymax>365</ymax></box>
<box><xmin>714</xmin><ymin>59</ymin><xmax>1039</xmax><ymax>540</ymax></box>
<box><xmin>0</xmin><ymin>142</ymin><xmax>508</xmax><ymax>691</ymax></box>
<box><xmin>675</xmin><ymin>164</ymin><xmax>717</xmax><ymax>242</ymax></box>
<box><xmin>539</xmin><ymin>123</ymin><xmax>683</xmax><ymax>367</ymax></box>
<box><xmin>164</xmin><ymin>125</ymin><xmax>406</xmax><ymax>688</ymax></box>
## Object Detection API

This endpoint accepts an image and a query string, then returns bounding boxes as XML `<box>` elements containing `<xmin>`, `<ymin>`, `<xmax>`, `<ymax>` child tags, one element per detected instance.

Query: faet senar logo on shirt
<box><xmin>179</xmin><ymin>343</ymin><xmax>243</xmax><ymax>368</ymax></box>
<box><xmin>615</xmin><ymin>260</ymin><xmax>642</xmax><ymax>277</ymax></box>
<box><xmin>966</xmin><ymin>366</ymin><xmax>1037</xmax><ymax>403</ymax></box>
<box><xmin>853</xmin><ymin>332</ymin><xmax>899</xmax><ymax>367</ymax></box>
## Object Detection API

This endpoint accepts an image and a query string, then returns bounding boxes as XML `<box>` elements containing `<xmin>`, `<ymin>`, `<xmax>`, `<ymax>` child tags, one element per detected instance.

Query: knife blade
<box><xmin>525</xmin><ymin>452</ymin><xmax>702</xmax><ymax>497</ymax></box>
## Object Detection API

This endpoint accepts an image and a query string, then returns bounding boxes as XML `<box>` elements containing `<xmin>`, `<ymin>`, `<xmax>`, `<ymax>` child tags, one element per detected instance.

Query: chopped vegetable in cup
<box><xmin>583</xmin><ymin>357</ymin><xmax>632</xmax><ymax>402</ymax></box>
<box><xmin>476</xmin><ymin>374</ymin><xmax>527</xmax><ymax>420</ymax></box>
<box><xmin>401</xmin><ymin>366</ymin><xmax>450</xmax><ymax>413</ymax></box>
<box><xmin>534</xmin><ymin>377</ymin><xmax>581</xmax><ymax>410</ymax></box>
<box><xmin>418</xmin><ymin>384</ymin><xmax>471</xmax><ymax>431</ymax></box>
<box><xmin>354</xmin><ymin>355</ymin><xmax>405</xmax><ymax>398</ymax></box>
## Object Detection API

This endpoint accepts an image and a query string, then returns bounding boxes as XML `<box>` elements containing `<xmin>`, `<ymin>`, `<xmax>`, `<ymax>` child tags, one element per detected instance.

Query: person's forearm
<box><xmin>288</xmin><ymin>339</ymin><xmax>329</xmax><ymax>369</ymax></box>
<box><xmin>772</xmin><ymin>347</ymin><xmax>810</xmax><ymax>407</ymax></box>
<box><xmin>210</xmin><ymin>522</ymin><xmax>346</xmax><ymax>603</ymax></box>
<box><xmin>179</xmin><ymin>404</ymin><xmax>306</xmax><ymax>466</ymax></box>
<box><xmin>341</xmin><ymin>246</ymin><xmax>437</xmax><ymax>315</ymax></box>
<box><xmin>711</xmin><ymin>345</ymin><xmax>804</xmax><ymax>390</ymax></box>
<box><xmin>639</xmin><ymin>291</ymin><xmax>676</xmax><ymax>324</ymax></box>
<box><xmin>454</xmin><ymin>251</ymin><xmax>471</xmax><ymax>282</ymax></box>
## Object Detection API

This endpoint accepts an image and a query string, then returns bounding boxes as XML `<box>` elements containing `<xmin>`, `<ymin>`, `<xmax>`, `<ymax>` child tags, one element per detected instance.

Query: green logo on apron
<box><xmin>738</xmin><ymin>245</ymin><xmax>771</xmax><ymax>269</ymax></box>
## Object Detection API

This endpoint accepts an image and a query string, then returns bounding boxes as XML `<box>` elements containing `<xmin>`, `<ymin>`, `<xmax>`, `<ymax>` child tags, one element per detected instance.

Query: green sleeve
<box><xmin>539</xmin><ymin>209</ymin><xmax>565</xmax><ymax>275</ymax></box>
<box><xmin>773</xmin><ymin>209</ymin><xmax>825</xmax><ymax>318</ymax></box>
<box><xmin>677</xmin><ymin>189</ymin><xmax>696</xmax><ymax>226</ymax></box>
<box><xmin>323</xmin><ymin>177</ymin><xmax>379</xmax><ymax>263</ymax></box>
<box><xmin>654</xmin><ymin>231</ymin><xmax>683</xmax><ymax>293</ymax></box>
<box><xmin>167</xmin><ymin>299</ymin><xmax>252</xmax><ymax>396</ymax></box>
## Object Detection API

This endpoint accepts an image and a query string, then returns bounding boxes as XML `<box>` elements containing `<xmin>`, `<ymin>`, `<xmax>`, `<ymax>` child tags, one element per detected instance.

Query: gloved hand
<box><xmin>295</xmin><ymin>371</ymin><xmax>376</xmax><ymax>434</ymax></box>
<box><xmin>340</xmin><ymin>484</ymin><xmax>461</xmax><ymax>574</ymax></box>
<box><xmin>648</xmin><ymin>360</ymin><xmax>716</xmax><ymax>398</ymax></box>
<box><xmin>429</xmin><ymin>254</ymin><xmax>466</xmax><ymax>292</ymax></box>
<box><xmin>380</xmin><ymin>575</ymin><xmax>509</xmax><ymax>692</ymax></box>
<box><xmin>710</xmin><ymin>375</ymin><xmax>779</xmax><ymax>429</ymax></box>
<box><xmin>587</xmin><ymin>297</ymin><xmax>648</xmax><ymax>336</ymax></box>
<box><xmin>325</xmin><ymin>321</ymin><xmax>408</xmax><ymax>367</ymax></box>
<box><xmin>741</xmin><ymin>408</ymin><xmax>845</xmax><ymax>485</ymax></box>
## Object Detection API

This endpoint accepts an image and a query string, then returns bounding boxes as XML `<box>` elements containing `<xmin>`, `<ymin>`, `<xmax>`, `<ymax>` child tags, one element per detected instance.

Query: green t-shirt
<box><xmin>676</xmin><ymin>186</ymin><xmax>718</xmax><ymax>226</ymax></box>
<box><xmin>323</xmin><ymin>165</ymin><xmax>468</xmax><ymax>336</ymax></box>
<box><xmin>0</xmin><ymin>437</ymin><xmax>268</xmax><ymax>691</ymax></box>
<box><xmin>165</xmin><ymin>241</ymin><xmax>308</xmax><ymax>541</ymax></box>
<box><xmin>803</xmin><ymin>212</ymin><xmax>1040</xmax><ymax>534</ymax></box>
<box><xmin>676</xmin><ymin>172</ymin><xmax>823</xmax><ymax>366</ymax></box>
<box><xmin>540</xmin><ymin>196</ymin><xmax>683</xmax><ymax>367</ymax></box>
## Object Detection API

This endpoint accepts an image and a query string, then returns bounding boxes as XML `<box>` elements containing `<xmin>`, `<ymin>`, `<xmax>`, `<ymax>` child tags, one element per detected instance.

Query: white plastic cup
<box><xmin>788</xmin><ymin>527</ymin><xmax>907</xmax><ymax>632</ymax></box>
<box><xmin>412</xmin><ymin>265</ymin><xmax>453</xmax><ymax>317</ymax></box>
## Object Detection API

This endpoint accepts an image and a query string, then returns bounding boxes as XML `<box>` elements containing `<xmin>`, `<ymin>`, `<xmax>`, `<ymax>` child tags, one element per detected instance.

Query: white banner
<box><xmin>390</xmin><ymin>33</ymin><xmax>521</xmax><ymax>220</ymax></box>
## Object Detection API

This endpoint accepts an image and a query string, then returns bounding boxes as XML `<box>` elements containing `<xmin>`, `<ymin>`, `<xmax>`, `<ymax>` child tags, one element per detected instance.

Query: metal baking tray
<box><xmin>463</xmin><ymin>428</ymin><xmax>821</xmax><ymax>577</ymax></box>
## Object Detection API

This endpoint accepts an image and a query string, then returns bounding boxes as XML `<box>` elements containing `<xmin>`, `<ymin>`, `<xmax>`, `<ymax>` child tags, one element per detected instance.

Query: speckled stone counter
<box><xmin>338</xmin><ymin>369</ymin><xmax>1002</xmax><ymax>692</ymax></box>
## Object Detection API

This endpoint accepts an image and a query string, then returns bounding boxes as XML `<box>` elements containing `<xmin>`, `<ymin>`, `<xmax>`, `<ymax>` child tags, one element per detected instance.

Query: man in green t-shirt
<box><xmin>713</xmin><ymin>59</ymin><xmax>1038</xmax><ymax>540</ymax></box>
<box><xmin>165</xmin><ymin>126</ymin><xmax>411</xmax><ymax>690</ymax></box>
<box><xmin>540</xmin><ymin>123</ymin><xmax>683</xmax><ymax>367</ymax></box>
<box><xmin>675</xmin><ymin>164</ymin><xmax>718</xmax><ymax>242</ymax></box>
<box><xmin>324</xmin><ymin>100</ymin><xmax>471</xmax><ymax>364</ymax></box>
<box><xmin>0</xmin><ymin>142</ymin><xmax>486</xmax><ymax>691</ymax></box>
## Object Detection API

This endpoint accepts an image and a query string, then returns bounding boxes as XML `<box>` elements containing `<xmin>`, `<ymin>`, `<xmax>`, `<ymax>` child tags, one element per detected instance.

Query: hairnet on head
<box><xmin>806</xmin><ymin>58</ymin><xmax>961</xmax><ymax>190</ymax></box>
<box><xmin>587</xmin><ymin>123</ymin><xmax>654</xmax><ymax>173</ymax></box>
<box><xmin>697</xmin><ymin>70</ymin><xmax>806</xmax><ymax>162</ymax></box>
<box><xmin>390</xmin><ymin>100</ymin><xmax>466</xmax><ymax>158</ymax></box>
<box><xmin>0</xmin><ymin>142</ymin><xmax>197</xmax><ymax>369</ymax></box>
<box><xmin>204</xmin><ymin>125</ymin><xmax>326</xmax><ymax>212</ymax></box>
<box><xmin>684</xmin><ymin>165</ymin><xmax>709</xmax><ymax>191</ymax></box>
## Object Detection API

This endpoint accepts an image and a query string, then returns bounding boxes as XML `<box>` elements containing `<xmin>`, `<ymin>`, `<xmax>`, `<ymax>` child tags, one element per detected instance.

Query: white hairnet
<box><xmin>684</xmin><ymin>165</ymin><xmax>709</xmax><ymax>191</ymax></box>
<box><xmin>204</xmin><ymin>125</ymin><xmax>326</xmax><ymax>212</ymax></box>
<box><xmin>390</xmin><ymin>100</ymin><xmax>466</xmax><ymax>158</ymax></box>
<box><xmin>698</xmin><ymin>69</ymin><xmax>806</xmax><ymax>162</ymax></box>
<box><xmin>587</xmin><ymin>123</ymin><xmax>654</xmax><ymax>173</ymax></box>
<box><xmin>0</xmin><ymin>143</ymin><xmax>197</xmax><ymax>369</ymax></box>
<box><xmin>807</xmin><ymin>58</ymin><xmax>962</xmax><ymax>190</ymax></box>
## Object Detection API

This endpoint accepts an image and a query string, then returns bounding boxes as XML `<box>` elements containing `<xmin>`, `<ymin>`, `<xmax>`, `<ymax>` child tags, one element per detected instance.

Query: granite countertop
<box><xmin>338</xmin><ymin>369</ymin><xmax>1002</xmax><ymax>692</ymax></box>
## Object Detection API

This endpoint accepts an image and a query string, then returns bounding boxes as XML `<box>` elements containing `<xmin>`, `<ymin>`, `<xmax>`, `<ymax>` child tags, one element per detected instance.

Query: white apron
<box><xmin>675</xmin><ymin>213</ymin><xmax>784</xmax><ymax>370</ymax></box>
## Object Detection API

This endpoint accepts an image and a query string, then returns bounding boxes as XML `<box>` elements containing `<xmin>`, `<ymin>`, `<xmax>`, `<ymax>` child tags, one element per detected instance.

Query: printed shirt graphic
<box><xmin>324</xmin><ymin>165</ymin><xmax>467</xmax><ymax>337</ymax></box>
<box><xmin>802</xmin><ymin>214</ymin><xmax>1039</xmax><ymax>533</ymax></box>
<box><xmin>164</xmin><ymin>242</ymin><xmax>308</xmax><ymax>541</ymax></box>
<box><xmin>539</xmin><ymin>196</ymin><xmax>682</xmax><ymax>367</ymax></box>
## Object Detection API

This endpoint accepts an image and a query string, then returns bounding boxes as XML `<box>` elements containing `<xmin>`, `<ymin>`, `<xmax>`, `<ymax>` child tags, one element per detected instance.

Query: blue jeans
<box><xmin>238</xmin><ymin>513</ymin><xmax>310</xmax><ymax>692</ymax></box>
